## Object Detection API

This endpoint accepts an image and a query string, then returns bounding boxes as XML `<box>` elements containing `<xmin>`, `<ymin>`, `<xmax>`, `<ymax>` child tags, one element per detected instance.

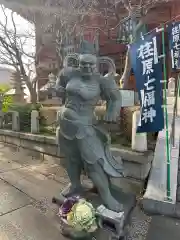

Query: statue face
<box><xmin>65</xmin><ymin>57</ymin><xmax>79</xmax><ymax>68</ymax></box>
<box><xmin>68</xmin><ymin>58</ymin><xmax>79</xmax><ymax>68</ymax></box>
<box><xmin>63</xmin><ymin>53</ymin><xmax>79</xmax><ymax>68</ymax></box>
<box><xmin>79</xmin><ymin>54</ymin><xmax>97</xmax><ymax>76</ymax></box>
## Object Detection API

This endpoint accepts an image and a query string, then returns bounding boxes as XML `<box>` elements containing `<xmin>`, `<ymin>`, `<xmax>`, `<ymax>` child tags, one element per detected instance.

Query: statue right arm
<box><xmin>55</xmin><ymin>69</ymin><xmax>68</xmax><ymax>104</ymax></box>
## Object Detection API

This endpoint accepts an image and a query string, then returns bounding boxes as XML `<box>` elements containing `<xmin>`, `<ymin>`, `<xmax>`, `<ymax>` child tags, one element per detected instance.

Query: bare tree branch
<box><xmin>0</xmin><ymin>0</ymin><xmax>172</xmax><ymax>95</ymax></box>
<box><xmin>0</xmin><ymin>5</ymin><xmax>37</xmax><ymax>102</ymax></box>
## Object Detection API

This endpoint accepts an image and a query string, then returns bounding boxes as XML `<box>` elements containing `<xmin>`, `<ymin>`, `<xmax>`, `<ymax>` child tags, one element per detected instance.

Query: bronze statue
<box><xmin>56</xmin><ymin>41</ymin><xmax>124</xmax><ymax>212</ymax></box>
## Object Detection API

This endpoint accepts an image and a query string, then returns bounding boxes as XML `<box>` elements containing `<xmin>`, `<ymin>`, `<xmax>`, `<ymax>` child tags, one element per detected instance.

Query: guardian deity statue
<box><xmin>56</xmin><ymin>41</ymin><xmax>124</xmax><ymax>212</ymax></box>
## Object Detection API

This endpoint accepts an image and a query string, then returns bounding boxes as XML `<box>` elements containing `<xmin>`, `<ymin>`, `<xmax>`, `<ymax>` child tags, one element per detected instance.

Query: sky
<box><xmin>0</xmin><ymin>7</ymin><xmax>30</xmax><ymax>30</ymax></box>
<box><xmin>0</xmin><ymin>6</ymin><xmax>35</xmax><ymax>70</ymax></box>
<box><xmin>0</xmin><ymin>6</ymin><xmax>35</xmax><ymax>94</ymax></box>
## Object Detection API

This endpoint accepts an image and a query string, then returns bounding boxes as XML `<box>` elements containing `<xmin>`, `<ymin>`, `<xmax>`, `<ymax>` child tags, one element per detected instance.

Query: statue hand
<box><xmin>104</xmin><ymin>110</ymin><xmax>119</xmax><ymax>123</ymax></box>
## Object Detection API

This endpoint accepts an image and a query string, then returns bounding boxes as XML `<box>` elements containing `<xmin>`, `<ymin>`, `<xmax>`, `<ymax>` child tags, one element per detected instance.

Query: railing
<box><xmin>0</xmin><ymin>111</ymin><xmax>32</xmax><ymax>132</ymax></box>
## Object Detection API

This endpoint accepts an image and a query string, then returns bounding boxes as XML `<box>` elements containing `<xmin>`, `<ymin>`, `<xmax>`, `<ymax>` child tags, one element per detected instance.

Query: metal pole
<box><xmin>36</xmin><ymin>77</ymin><xmax>39</xmax><ymax>102</ymax></box>
<box><xmin>171</xmin><ymin>74</ymin><xmax>180</xmax><ymax>146</ymax></box>
<box><xmin>161</xmin><ymin>25</ymin><xmax>171</xmax><ymax>201</ymax></box>
<box><xmin>171</xmin><ymin>77</ymin><xmax>178</xmax><ymax>146</ymax></box>
<box><xmin>176</xmin><ymin>74</ymin><xmax>180</xmax><ymax>116</ymax></box>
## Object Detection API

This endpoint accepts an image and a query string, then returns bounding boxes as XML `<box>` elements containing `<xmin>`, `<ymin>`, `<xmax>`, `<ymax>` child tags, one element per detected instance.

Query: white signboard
<box><xmin>119</xmin><ymin>90</ymin><xmax>135</xmax><ymax>107</ymax></box>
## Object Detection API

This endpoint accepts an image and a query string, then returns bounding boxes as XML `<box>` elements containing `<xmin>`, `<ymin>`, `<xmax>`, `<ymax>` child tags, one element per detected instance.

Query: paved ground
<box><xmin>146</xmin><ymin>216</ymin><xmax>180</xmax><ymax>240</ymax></box>
<box><xmin>0</xmin><ymin>143</ymin><xmax>69</xmax><ymax>240</ymax></box>
<box><xmin>0</xmin><ymin>142</ymin><xmax>179</xmax><ymax>240</ymax></box>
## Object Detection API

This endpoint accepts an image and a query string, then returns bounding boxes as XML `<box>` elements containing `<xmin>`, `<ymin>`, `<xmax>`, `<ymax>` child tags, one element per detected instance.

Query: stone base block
<box><xmin>52</xmin><ymin>184</ymin><xmax>136</xmax><ymax>239</ymax></box>
<box><xmin>141</xmin><ymin>116</ymin><xmax>180</xmax><ymax>217</ymax></box>
<box><xmin>111</xmin><ymin>177</ymin><xmax>144</xmax><ymax>196</ymax></box>
<box><xmin>111</xmin><ymin>145</ymin><xmax>153</xmax><ymax>180</ymax></box>
<box><xmin>176</xmin><ymin>186</ymin><xmax>180</xmax><ymax>202</ymax></box>
<box><xmin>141</xmin><ymin>199</ymin><xmax>180</xmax><ymax>219</ymax></box>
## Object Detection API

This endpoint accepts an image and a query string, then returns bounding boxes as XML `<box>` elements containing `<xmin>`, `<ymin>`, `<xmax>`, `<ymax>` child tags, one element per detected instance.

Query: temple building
<box><xmin>1</xmin><ymin>0</ymin><xmax>180</xmax><ymax>90</ymax></box>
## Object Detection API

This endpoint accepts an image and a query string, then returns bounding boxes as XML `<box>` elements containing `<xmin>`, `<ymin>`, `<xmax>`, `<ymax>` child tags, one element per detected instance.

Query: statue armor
<box><xmin>56</xmin><ymin>40</ymin><xmax>124</xmax><ymax>212</ymax></box>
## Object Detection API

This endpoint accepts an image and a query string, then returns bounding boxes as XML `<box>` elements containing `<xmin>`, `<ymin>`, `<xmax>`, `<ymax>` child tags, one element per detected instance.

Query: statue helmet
<box><xmin>63</xmin><ymin>40</ymin><xmax>116</xmax><ymax>75</ymax></box>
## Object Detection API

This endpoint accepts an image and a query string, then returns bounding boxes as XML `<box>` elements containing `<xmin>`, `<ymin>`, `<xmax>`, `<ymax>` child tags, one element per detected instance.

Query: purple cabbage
<box><xmin>59</xmin><ymin>196</ymin><xmax>80</xmax><ymax>218</ymax></box>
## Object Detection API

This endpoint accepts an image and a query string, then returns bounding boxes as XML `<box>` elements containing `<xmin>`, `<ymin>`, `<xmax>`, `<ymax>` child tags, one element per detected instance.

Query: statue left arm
<box><xmin>100</xmin><ymin>75</ymin><xmax>121</xmax><ymax>122</ymax></box>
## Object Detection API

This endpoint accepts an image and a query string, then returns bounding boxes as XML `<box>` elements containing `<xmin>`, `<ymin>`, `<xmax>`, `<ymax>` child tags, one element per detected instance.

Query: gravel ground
<box><xmin>126</xmin><ymin>206</ymin><xmax>151</xmax><ymax>240</ymax></box>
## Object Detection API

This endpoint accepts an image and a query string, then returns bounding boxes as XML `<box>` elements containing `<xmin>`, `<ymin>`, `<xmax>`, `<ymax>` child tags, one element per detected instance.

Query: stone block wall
<box><xmin>0</xmin><ymin>129</ymin><xmax>62</xmax><ymax>162</ymax></box>
<box><xmin>0</xmin><ymin>129</ymin><xmax>153</xmax><ymax>195</ymax></box>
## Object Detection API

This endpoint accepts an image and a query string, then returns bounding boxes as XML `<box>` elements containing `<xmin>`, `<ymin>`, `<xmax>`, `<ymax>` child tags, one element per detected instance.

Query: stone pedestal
<box><xmin>56</xmin><ymin>110</ymin><xmax>61</xmax><ymax>122</ymax></box>
<box><xmin>111</xmin><ymin>146</ymin><xmax>153</xmax><ymax>181</ymax></box>
<box><xmin>52</xmin><ymin>184</ymin><xmax>136</xmax><ymax>240</ymax></box>
<box><xmin>111</xmin><ymin>145</ymin><xmax>153</xmax><ymax>196</ymax></box>
<box><xmin>131</xmin><ymin>110</ymin><xmax>147</xmax><ymax>152</ymax></box>
<box><xmin>168</xmin><ymin>79</ymin><xmax>175</xmax><ymax>97</ymax></box>
<box><xmin>120</xmin><ymin>106</ymin><xmax>140</xmax><ymax>140</ymax></box>
<box><xmin>31</xmin><ymin>110</ymin><xmax>39</xmax><ymax>134</ymax></box>
<box><xmin>12</xmin><ymin>111</ymin><xmax>20</xmax><ymax>131</ymax></box>
<box><xmin>142</xmin><ymin>111</ymin><xmax>180</xmax><ymax>217</ymax></box>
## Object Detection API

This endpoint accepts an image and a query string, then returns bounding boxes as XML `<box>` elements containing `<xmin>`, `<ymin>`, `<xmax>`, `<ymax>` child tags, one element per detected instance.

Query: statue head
<box><xmin>63</xmin><ymin>40</ymin><xmax>117</xmax><ymax>77</ymax></box>
<box><xmin>78</xmin><ymin>40</ymin><xmax>97</xmax><ymax>76</ymax></box>
<box><xmin>79</xmin><ymin>54</ymin><xmax>97</xmax><ymax>76</ymax></box>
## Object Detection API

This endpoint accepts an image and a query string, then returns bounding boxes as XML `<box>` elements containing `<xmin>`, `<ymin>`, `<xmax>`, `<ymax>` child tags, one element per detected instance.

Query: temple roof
<box><xmin>1</xmin><ymin>0</ymin><xmax>175</xmax><ymax>25</ymax></box>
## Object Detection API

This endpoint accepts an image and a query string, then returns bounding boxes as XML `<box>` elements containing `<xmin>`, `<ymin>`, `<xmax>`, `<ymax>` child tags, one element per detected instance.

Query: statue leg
<box><xmin>63</xmin><ymin>156</ymin><xmax>84</xmax><ymax>196</ymax></box>
<box><xmin>77</xmin><ymin>131</ymin><xmax>123</xmax><ymax>212</ymax></box>
<box><xmin>59</xmin><ymin>135</ymin><xmax>83</xmax><ymax>196</ymax></box>
<box><xmin>86</xmin><ymin>162</ymin><xmax>123</xmax><ymax>212</ymax></box>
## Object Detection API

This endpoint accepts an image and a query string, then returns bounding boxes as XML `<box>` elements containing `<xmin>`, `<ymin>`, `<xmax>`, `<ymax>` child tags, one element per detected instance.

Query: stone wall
<box><xmin>0</xmin><ymin>129</ymin><xmax>153</xmax><ymax>194</ymax></box>
<box><xmin>142</xmin><ymin>99</ymin><xmax>180</xmax><ymax>216</ymax></box>
<box><xmin>39</xmin><ymin>105</ymin><xmax>121</xmax><ymax>134</ymax></box>
<box><xmin>0</xmin><ymin>129</ymin><xmax>62</xmax><ymax>163</ymax></box>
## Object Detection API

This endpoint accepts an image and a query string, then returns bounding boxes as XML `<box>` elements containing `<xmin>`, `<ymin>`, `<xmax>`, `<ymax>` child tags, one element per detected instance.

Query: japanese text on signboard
<box><xmin>169</xmin><ymin>22</ymin><xmax>180</xmax><ymax>70</ymax></box>
<box><xmin>138</xmin><ymin>38</ymin><xmax>157</xmax><ymax>125</ymax></box>
<box><xmin>130</xmin><ymin>32</ymin><xmax>164</xmax><ymax>133</ymax></box>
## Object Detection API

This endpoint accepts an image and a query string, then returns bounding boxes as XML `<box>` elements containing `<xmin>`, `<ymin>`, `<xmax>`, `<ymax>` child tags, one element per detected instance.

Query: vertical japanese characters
<box><xmin>138</xmin><ymin>38</ymin><xmax>158</xmax><ymax>125</ymax></box>
<box><xmin>130</xmin><ymin>32</ymin><xmax>164</xmax><ymax>133</ymax></box>
<box><xmin>169</xmin><ymin>22</ymin><xmax>180</xmax><ymax>70</ymax></box>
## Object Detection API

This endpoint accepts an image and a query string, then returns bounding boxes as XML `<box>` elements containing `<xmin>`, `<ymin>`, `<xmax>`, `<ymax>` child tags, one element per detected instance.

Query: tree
<box><xmin>35</xmin><ymin>0</ymin><xmax>100</xmax><ymax>70</ymax></box>
<box><xmin>0</xmin><ymin>1</ymin><xmax>99</xmax><ymax>104</ymax></box>
<box><xmin>38</xmin><ymin>0</ymin><xmax>172</xmax><ymax>85</ymax></box>
<box><xmin>0</xmin><ymin>0</ymin><xmax>172</xmax><ymax>103</ymax></box>
<box><xmin>0</xmin><ymin>5</ymin><xmax>37</xmax><ymax>103</ymax></box>
<box><xmin>45</xmin><ymin>0</ymin><xmax>171</xmax><ymax>75</ymax></box>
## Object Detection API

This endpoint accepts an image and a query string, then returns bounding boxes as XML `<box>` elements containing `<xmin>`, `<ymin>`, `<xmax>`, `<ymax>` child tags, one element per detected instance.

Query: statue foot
<box><xmin>62</xmin><ymin>184</ymin><xmax>84</xmax><ymax>197</ymax></box>
<box><xmin>89</xmin><ymin>186</ymin><xmax>98</xmax><ymax>194</ymax></box>
<box><xmin>104</xmin><ymin>195</ymin><xmax>123</xmax><ymax>213</ymax></box>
